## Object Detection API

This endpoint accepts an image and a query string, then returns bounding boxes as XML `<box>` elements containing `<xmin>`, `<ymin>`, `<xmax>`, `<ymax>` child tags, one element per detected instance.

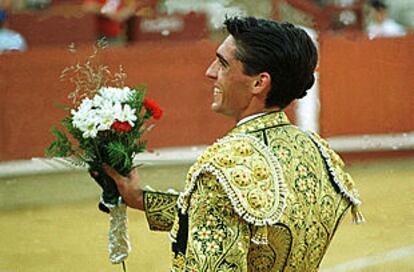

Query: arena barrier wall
<box><xmin>0</xmin><ymin>34</ymin><xmax>413</xmax><ymax>162</ymax></box>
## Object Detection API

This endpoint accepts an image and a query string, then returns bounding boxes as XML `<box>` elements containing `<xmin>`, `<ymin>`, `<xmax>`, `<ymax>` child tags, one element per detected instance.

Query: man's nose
<box><xmin>205</xmin><ymin>61</ymin><xmax>217</xmax><ymax>79</ymax></box>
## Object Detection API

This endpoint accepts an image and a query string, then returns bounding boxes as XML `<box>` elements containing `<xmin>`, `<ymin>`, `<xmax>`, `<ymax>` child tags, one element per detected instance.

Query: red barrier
<box><xmin>0</xmin><ymin>40</ymin><xmax>235</xmax><ymax>161</ymax></box>
<box><xmin>8</xmin><ymin>13</ymin><xmax>96</xmax><ymax>47</ymax></box>
<box><xmin>319</xmin><ymin>33</ymin><xmax>414</xmax><ymax>137</ymax></box>
<box><xmin>1</xmin><ymin>34</ymin><xmax>413</xmax><ymax>161</ymax></box>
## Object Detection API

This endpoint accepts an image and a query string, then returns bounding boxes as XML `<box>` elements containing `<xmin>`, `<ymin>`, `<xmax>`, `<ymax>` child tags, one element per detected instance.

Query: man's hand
<box><xmin>89</xmin><ymin>168</ymin><xmax>120</xmax><ymax>206</ymax></box>
<box><xmin>102</xmin><ymin>164</ymin><xmax>145</xmax><ymax>211</ymax></box>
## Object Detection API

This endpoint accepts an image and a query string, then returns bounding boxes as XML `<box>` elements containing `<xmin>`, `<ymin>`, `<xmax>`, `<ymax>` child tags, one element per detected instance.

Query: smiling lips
<box><xmin>213</xmin><ymin>87</ymin><xmax>223</xmax><ymax>96</ymax></box>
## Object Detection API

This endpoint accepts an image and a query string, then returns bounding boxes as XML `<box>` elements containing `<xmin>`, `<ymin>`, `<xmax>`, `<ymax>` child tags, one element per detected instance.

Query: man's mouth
<box><xmin>213</xmin><ymin>87</ymin><xmax>223</xmax><ymax>96</ymax></box>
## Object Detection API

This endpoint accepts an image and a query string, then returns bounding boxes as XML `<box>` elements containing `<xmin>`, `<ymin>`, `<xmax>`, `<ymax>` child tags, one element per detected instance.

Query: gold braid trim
<box><xmin>143</xmin><ymin>189</ymin><xmax>179</xmax><ymax>232</ymax></box>
<box><xmin>306</xmin><ymin>131</ymin><xmax>365</xmax><ymax>224</ymax></box>
<box><xmin>176</xmin><ymin>134</ymin><xmax>288</xmax><ymax>243</ymax></box>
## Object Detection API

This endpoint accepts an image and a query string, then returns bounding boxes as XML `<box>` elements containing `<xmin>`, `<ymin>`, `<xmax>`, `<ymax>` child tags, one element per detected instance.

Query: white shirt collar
<box><xmin>236</xmin><ymin>112</ymin><xmax>269</xmax><ymax>127</ymax></box>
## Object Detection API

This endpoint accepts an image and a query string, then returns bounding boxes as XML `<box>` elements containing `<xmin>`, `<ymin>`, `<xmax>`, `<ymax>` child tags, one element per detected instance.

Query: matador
<box><xmin>101</xmin><ymin>16</ymin><xmax>364</xmax><ymax>272</ymax></box>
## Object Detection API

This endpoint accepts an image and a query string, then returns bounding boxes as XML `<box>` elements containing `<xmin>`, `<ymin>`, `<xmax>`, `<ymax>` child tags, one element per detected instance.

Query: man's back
<box><xmin>170</xmin><ymin>111</ymin><xmax>360</xmax><ymax>271</ymax></box>
<box><xmin>238</xmin><ymin>114</ymin><xmax>352</xmax><ymax>271</ymax></box>
<box><xmin>223</xmin><ymin>112</ymin><xmax>351</xmax><ymax>271</ymax></box>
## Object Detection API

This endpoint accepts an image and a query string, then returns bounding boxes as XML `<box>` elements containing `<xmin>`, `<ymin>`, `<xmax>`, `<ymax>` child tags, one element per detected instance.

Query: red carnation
<box><xmin>143</xmin><ymin>98</ymin><xmax>163</xmax><ymax>120</ymax></box>
<box><xmin>111</xmin><ymin>120</ymin><xmax>132</xmax><ymax>132</ymax></box>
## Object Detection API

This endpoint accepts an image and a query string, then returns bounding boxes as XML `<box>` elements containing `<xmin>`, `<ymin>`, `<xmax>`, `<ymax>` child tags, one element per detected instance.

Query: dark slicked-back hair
<box><xmin>369</xmin><ymin>0</ymin><xmax>387</xmax><ymax>11</ymax></box>
<box><xmin>224</xmin><ymin>17</ymin><xmax>318</xmax><ymax>109</ymax></box>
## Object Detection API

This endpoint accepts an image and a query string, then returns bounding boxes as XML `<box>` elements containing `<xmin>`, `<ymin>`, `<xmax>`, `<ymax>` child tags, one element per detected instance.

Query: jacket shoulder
<box><xmin>179</xmin><ymin>134</ymin><xmax>288</xmax><ymax>226</ymax></box>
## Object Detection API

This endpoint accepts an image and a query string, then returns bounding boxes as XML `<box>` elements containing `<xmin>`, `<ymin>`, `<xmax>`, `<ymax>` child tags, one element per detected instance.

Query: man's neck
<box><xmin>236</xmin><ymin>107</ymin><xmax>281</xmax><ymax>127</ymax></box>
<box><xmin>236</xmin><ymin>112</ymin><xmax>268</xmax><ymax>127</ymax></box>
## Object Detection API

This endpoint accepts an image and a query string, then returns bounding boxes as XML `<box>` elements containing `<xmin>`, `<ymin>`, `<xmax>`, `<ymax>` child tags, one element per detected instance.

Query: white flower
<box><xmin>119</xmin><ymin>86</ymin><xmax>133</xmax><ymax>101</ymax></box>
<box><xmin>72</xmin><ymin>98</ymin><xmax>93</xmax><ymax>117</ymax></box>
<box><xmin>71</xmin><ymin>103</ymin><xmax>101</xmax><ymax>138</ymax></box>
<box><xmin>72</xmin><ymin>98</ymin><xmax>94</xmax><ymax>127</ymax></box>
<box><xmin>115</xmin><ymin>104</ymin><xmax>137</xmax><ymax>126</ymax></box>
<box><xmin>198</xmin><ymin>227</ymin><xmax>211</xmax><ymax>240</ymax></box>
<box><xmin>96</xmin><ymin>102</ymin><xmax>117</xmax><ymax>131</ymax></box>
<box><xmin>70</xmin><ymin>87</ymin><xmax>137</xmax><ymax>137</ymax></box>
<box><xmin>122</xmin><ymin>86</ymin><xmax>131</xmax><ymax>92</ymax></box>
<box><xmin>99</xmin><ymin>87</ymin><xmax>117</xmax><ymax>102</ymax></box>
<box><xmin>98</xmin><ymin>86</ymin><xmax>134</xmax><ymax>103</ymax></box>
<box><xmin>92</xmin><ymin>94</ymin><xmax>105</xmax><ymax>107</ymax></box>
<box><xmin>77</xmin><ymin>110</ymin><xmax>100</xmax><ymax>138</ymax></box>
<box><xmin>206</xmin><ymin>241</ymin><xmax>219</xmax><ymax>253</ymax></box>
<box><xmin>82</xmin><ymin>122</ymin><xmax>99</xmax><ymax>138</ymax></box>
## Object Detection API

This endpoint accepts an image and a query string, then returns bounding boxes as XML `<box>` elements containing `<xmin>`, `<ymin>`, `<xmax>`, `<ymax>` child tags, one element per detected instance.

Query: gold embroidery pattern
<box><xmin>143</xmin><ymin>191</ymin><xmax>178</xmax><ymax>232</ymax></box>
<box><xmin>260</xmin><ymin>123</ymin><xmax>354</xmax><ymax>271</ymax></box>
<box><xmin>229</xmin><ymin>111</ymin><xmax>290</xmax><ymax>135</ymax></box>
<box><xmin>184</xmin><ymin>172</ymin><xmax>251</xmax><ymax>272</ymax></box>
<box><xmin>305</xmin><ymin>131</ymin><xmax>362</xmax><ymax>206</ymax></box>
<box><xmin>248</xmin><ymin>224</ymin><xmax>292</xmax><ymax>271</ymax></box>
<box><xmin>178</xmin><ymin>134</ymin><xmax>287</xmax><ymax>229</ymax></box>
<box><xmin>171</xmin><ymin>252</ymin><xmax>186</xmax><ymax>272</ymax></box>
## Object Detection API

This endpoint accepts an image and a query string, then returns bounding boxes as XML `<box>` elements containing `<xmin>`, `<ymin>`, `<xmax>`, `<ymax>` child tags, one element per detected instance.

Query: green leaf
<box><xmin>52</xmin><ymin>102</ymin><xmax>71</xmax><ymax>111</ymax></box>
<box><xmin>130</xmin><ymin>86</ymin><xmax>146</xmax><ymax>113</ymax></box>
<box><xmin>106</xmin><ymin>142</ymin><xmax>133</xmax><ymax>175</ymax></box>
<box><xmin>62</xmin><ymin>117</ymin><xmax>83</xmax><ymax>142</ymax></box>
<box><xmin>45</xmin><ymin>127</ymin><xmax>75</xmax><ymax>157</ymax></box>
<box><xmin>133</xmin><ymin>141</ymin><xmax>147</xmax><ymax>154</ymax></box>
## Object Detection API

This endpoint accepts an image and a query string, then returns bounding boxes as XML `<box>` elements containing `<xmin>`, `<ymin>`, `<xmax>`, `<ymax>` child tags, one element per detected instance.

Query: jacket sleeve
<box><xmin>143</xmin><ymin>190</ymin><xmax>178</xmax><ymax>232</ymax></box>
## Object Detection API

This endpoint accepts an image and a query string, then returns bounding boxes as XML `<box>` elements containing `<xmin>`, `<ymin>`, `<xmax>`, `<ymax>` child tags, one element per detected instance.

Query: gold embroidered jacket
<box><xmin>143</xmin><ymin>111</ymin><xmax>363</xmax><ymax>272</ymax></box>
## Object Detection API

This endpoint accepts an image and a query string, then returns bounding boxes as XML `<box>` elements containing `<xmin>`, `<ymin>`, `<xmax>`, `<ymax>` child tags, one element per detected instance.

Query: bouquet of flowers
<box><xmin>46</xmin><ymin>42</ymin><xmax>162</xmax><ymax>270</ymax></box>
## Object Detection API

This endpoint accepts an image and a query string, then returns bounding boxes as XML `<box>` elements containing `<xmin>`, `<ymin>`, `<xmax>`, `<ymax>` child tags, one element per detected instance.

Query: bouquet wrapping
<box><xmin>108</xmin><ymin>203</ymin><xmax>130</xmax><ymax>264</ymax></box>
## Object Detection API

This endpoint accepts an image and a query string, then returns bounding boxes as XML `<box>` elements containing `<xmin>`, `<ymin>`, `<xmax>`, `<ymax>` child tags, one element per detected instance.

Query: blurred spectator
<box><xmin>83</xmin><ymin>0</ymin><xmax>136</xmax><ymax>45</ymax></box>
<box><xmin>0</xmin><ymin>0</ymin><xmax>48</xmax><ymax>10</ymax></box>
<box><xmin>0</xmin><ymin>10</ymin><xmax>27</xmax><ymax>53</ymax></box>
<box><xmin>0</xmin><ymin>0</ymin><xmax>21</xmax><ymax>10</ymax></box>
<box><xmin>367</xmin><ymin>0</ymin><xmax>406</xmax><ymax>39</ymax></box>
<box><xmin>25</xmin><ymin>0</ymin><xmax>51</xmax><ymax>10</ymax></box>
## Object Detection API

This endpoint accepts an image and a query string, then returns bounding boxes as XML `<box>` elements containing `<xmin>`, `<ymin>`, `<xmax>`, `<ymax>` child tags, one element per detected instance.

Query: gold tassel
<box><xmin>351</xmin><ymin>205</ymin><xmax>366</xmax><ymax>224</ymax></box>
<box><xmin>251</xmin><ymin>226</ymin><xmax>268</xmax><ymax>245</ymax></box>
<box><xmin>169</xmin><ymin>216</ymin><xmax>180</xmax><ymax>242</ymax></box>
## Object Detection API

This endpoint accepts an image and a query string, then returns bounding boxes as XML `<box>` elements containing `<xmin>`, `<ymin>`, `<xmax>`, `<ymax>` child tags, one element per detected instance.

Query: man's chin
<box><xmin>211</xmin><ymin>105</ymin><xmax>234</xmax><ymax>119</ymax></box>
<box><xmin>211</xmin><ymin>103</ymin><xmax>221</xmax><ymax>113</ymax></box>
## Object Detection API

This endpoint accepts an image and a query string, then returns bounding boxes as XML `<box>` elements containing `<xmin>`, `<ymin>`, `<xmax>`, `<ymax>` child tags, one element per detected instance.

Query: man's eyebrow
<box><xmin>216</xmin><ymin>53</ymin><xmax>230</xmax><ymax>67</ymax></box>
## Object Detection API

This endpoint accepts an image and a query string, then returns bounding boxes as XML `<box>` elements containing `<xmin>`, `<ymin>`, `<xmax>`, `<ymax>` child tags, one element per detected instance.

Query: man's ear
<box><xmin>252</xmin><ymin>72</ymin><xmax>271</xmax><ymax>95</ymax></box>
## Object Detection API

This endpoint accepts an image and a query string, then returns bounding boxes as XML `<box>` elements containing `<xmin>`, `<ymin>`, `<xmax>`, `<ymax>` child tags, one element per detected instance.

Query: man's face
<box><xmin>205</xmin><ymin>36</ymin><xmax>255</xmax><ymax>121</ymax></box>
<box><xmin>372</xmin><ymin>8</ymin><xmax>387</xmax><ymax>23</ymax></box>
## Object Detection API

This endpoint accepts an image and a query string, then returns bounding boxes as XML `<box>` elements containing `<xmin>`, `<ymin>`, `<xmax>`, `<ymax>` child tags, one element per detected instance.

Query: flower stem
<box><xmin>93</xmin><ymin>139</ymin><xmax>103</xmax><ymax>164</ymax></box>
